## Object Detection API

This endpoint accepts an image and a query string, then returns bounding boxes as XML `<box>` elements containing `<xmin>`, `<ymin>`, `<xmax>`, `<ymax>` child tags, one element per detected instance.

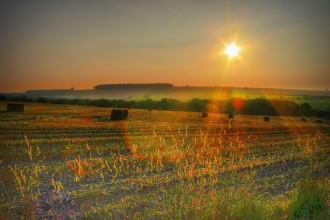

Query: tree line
<box><xmin>1</xmin><ymin>94</ymin><xmax>325</xmax><ymax>117</ymax></box>
<box><xmin>93</xmin><ymin>83</ymin><xmax>173</xmax><ymax>90</ymax></box>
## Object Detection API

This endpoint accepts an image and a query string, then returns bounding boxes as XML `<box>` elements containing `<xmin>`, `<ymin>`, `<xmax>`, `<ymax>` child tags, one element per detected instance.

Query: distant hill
<box><xmin>1</xmin><ymin>85</ymin><xmax>329</xmax><ymax>102</ymax></box>
<box><xmin>94</xmin><ymin>83</ymin><xmax>173</xmax><ymax>90</ymax></box>
<box><xmin>26</xmin><ymin>89</ymin><xmax>72</xmax><ymax>98</ymax></box>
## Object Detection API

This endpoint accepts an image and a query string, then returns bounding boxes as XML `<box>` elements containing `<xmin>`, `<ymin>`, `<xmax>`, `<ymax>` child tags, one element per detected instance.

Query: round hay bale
<box><xmin>202</xmin><ymin>112</ymin><xmax>208</xmax><ymax>118</ymax></box>
<box><xmin>264</xmin><ymin>116</ymin><xmax>270</xmax><ymax>122</ymax></box>
<box><xmin>7</xmin><ymin>103</ymin><xmax>24</xmax><ymax>112</ymax></box>
<box><xmin>228</xmin><ymin>113</ymin><xmax>234</xmax><ymax>119</ymax></box>
<box><xmin>301</xmin><ymin>117</ymin><xmax>307</xmax><ymax>121</ymax></box>
<box><xmin>316</xmin><ymin>120</ymin><xmax>323</xmax><ymax>123</ymax></box>
<box><xmin>111</xmin><ymin>109</ymin><xmax>128</xmax><ymax>120</ymax></box>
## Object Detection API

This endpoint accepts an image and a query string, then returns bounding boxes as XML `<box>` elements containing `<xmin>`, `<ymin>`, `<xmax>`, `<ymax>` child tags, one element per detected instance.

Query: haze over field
<box><xmin>1</xmin><ymin>0</ymin><xmax>330</xmax><ymax>92</ymax></box>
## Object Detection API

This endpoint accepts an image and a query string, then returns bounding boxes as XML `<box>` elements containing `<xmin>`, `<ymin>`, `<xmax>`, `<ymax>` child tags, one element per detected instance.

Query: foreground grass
<box><xmin>0</xmin><ymin>102</ymin><xmax>329</xmax><ymax>219</ymax></box>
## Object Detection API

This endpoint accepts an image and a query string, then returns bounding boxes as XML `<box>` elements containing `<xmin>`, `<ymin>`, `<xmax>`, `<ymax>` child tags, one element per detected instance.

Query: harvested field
<box><xmin>0</xmin><ymin>102</ymin><xmax>329</xmax><ymax>219</ymax></box>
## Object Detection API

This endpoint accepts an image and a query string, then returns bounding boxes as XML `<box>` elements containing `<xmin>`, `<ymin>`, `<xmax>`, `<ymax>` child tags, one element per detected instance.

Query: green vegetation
<box><xmin>2</xmin><ymin>95</ymin><xmax>330</xmax><ymax>118</ymax></box>
<box><xmin>293</xmin><ymin>97</ymin><xmax>330</xmax><ymax>112</ymax></box>
<box><xmin>0</xmin><ymin>102</ymin><xmax>329</xmax><ymax>219</ymax></box>
<box><xmin>287</xmin><ymin>179</ymin><xmax>328</xmax><ymax>219</ymax></box>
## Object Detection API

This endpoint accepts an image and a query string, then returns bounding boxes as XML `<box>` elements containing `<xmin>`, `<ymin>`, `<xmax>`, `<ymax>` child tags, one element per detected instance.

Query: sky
<box><xmin>1</xmin><ymin>0</ymin><xmax>330</xmax><ymax>92</ymax></box>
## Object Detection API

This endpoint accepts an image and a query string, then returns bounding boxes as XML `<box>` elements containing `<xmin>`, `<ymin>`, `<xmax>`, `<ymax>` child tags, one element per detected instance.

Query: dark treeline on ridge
<box><xmin>93</xmin><ymin>83</ymin><xmax>173</xmax><ymax>90</ymax></box>
<box><xmin>1</xmin><ymin>95</ymin><xmax>328</xmax><ymax>118</ymax></box>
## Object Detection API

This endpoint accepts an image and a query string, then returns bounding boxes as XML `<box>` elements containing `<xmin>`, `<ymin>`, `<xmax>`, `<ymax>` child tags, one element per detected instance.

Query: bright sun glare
<box><xmin>225</xmin><ymin>43</ymin><xmax>240</xmax><ymax>58</ymax></box>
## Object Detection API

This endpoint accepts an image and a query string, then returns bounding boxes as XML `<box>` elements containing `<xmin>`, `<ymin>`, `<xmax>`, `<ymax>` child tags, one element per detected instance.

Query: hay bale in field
<box><xmin>111</xmin><ymin>109</ymin><xmax>128</xmax><ymax>120</ymax></box>
<box><xmin>316</xmin><ymin>120</ymin><xmax>323</xmax><ymax>123</ymax></box>
<box><xmin>301</xmin><ymin>118</ymin><xmax>307</xmax><ymax>121</ymax></box>
<box><xmin>264</xmin><ymin>116</ymin><xmax>270</xmax><ymax>122</ymax></box>
<box><xmin>228</xmin><ymin>113</ymin><xmax>234</xmax><ymax>119</ymax></box>
<box><xmin>7</xmin><ymin>103</ymin><xmax>24</xmax><ymax>112</ymax></box>
<box><xmin>202</xmin><ymin>112</ymin><xmax>208</xmax><ymax>118</ymax></box>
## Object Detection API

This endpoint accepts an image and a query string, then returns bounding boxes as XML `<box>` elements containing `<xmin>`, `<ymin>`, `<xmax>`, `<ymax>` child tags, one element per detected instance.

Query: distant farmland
<box><xmin>19</xmin><ymin>86</ymin><xmax>330</xmax><ymax>101</ymax></box>
<box><xmin>1</xmin><ymin>86</ymin><xmax>329</xmax><ymax>114</ymax></box>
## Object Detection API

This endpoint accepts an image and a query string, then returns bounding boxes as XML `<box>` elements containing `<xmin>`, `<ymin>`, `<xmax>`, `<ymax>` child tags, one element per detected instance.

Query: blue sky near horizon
<box><xmin>1</xmin><ymin>0</ymin><xmax>330</xmax><ymax>92</ymax></box>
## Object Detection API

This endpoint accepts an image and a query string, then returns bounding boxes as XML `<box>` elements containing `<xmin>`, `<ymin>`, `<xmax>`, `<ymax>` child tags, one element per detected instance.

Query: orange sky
<box><xmin>1</xmin><ymin>1</ymin><xmax>330</xmax><ymax>92</ymax></box>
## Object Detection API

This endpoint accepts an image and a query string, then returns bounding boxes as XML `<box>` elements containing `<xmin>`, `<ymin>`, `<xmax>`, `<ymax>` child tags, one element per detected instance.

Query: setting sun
<box><xmin>225</xmin><ymin>43</ymin><xmax>240</xmax><ymax>58</ymax></box>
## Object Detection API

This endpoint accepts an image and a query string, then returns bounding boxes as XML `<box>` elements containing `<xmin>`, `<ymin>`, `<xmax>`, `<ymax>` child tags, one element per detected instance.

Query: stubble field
<box><xmin>0</xmin><ymin>102</ymin><xmax>329</xmax><ymax>219</ymax></box>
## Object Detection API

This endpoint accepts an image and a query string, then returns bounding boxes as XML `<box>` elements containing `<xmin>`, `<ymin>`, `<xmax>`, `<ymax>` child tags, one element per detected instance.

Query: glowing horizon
<box><xmin>1</xmin><ymin>1</ymin><xmax>330</xmax><ymax>93</ymax></box>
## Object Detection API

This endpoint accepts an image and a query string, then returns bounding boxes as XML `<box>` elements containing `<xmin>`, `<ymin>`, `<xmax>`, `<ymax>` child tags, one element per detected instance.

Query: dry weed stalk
<box><xmin>51</xmin><ymin>178</ymin><xmax>63</xmax><ymax>194</ymax></box>
<box><xmin>24</xmin><ymin>135</ymin><xmax>33</xmax><ymax>161</ymax></box>
<box><xmin>9</xmin><ymin>165</ymin><xmax>25</xmax><ymax>198</ymax></box>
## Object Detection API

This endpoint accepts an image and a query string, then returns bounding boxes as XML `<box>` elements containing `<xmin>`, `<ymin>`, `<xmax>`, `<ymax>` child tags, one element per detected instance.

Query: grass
<box><xmin>287</xmin><ymin>179</ymin><xmax>328</xmax><ymax>219</ymax></box>
<box><xmin>292</xmin><ymin>97</ymin><xmax>330</xmax><ymax>111</ymax></box>
<box><xmin>0</xmin><ymin>101</ymin><xmax>329</xmax><ymax>219</ymax></box>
